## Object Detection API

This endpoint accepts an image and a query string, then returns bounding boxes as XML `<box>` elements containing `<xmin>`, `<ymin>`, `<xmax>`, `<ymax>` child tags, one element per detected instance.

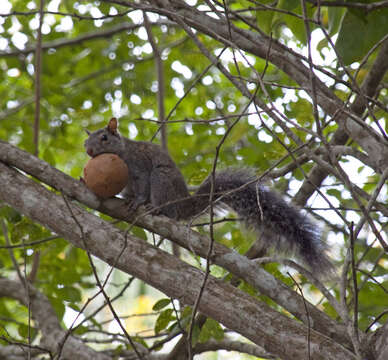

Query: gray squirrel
<box><xmin>85</xmin><ymin>118</ymin><xmax>334</xmax><ymax>277</ymax></box>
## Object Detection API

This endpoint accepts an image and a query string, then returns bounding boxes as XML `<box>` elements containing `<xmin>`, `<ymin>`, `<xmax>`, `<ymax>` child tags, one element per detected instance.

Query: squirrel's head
<box><xmin>84</xmin><ymin>118</ymin><xmax>125</xmax><ymax>157</ymax></box>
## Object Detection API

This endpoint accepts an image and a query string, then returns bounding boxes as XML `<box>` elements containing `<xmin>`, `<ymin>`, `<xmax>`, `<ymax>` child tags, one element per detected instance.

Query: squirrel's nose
<box><xmin>87</xmin><ymin>148</ymin><xmax>94</xmax><ymax>157</ymax></box>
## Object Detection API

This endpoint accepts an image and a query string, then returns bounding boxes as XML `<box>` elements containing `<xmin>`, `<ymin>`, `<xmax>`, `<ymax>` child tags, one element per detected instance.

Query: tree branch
<box><xmin>0</xmin><ymin>159</ymin><xmax>357</xmax><ymax>360</ymax></box>
<box><xmin>193</xmin><ymin>338</ymin><xmax>276</xmax><ymax>358</ymax></box>
<box><xmin>306</xmin><ymin>0</ymin><xmax>388</xmax><ymax>13</ymax></box>
<box><xmin>0</xmin><ymin>278</ymin><xmax>111</xmax><ymax>360</ymax></box>
<box><xmin>0</xmin><ymin>21</ymin><xmax>173</xmax><ymax>57</ymax></box>
<box><xmin>0</xmin><ymin>140</ymin><xmax>353</xmax><ymax>348</ymax></box>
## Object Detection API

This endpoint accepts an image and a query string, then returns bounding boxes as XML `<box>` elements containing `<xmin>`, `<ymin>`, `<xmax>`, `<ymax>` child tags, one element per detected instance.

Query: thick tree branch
<box><xmin>376</xmin><ymin>322</ymin><xmax>388</xmax><ymax>360</ymax></box>
<box><xmin>306</xmin><ymin>0</ymin><xmax>388</xmax><ymax>12</ymax></box>
<box><xmin>0</xmin><ymin>140</ymin><xmax>353</xmax><ymax>348</ymax></box>
<box><xmin>0</xmin><ymin>160</ymin><xmax>358</xmax><ymax>359</ymax></box>
<box><xmin>0</xmin><ymin>344</ymin><xmax>44</xmax><ymax>359</ymax></box>
<box><xmin>0</xmin><ymin>278</ymin><xmax>111</xmax><ymax>360</ymax></box>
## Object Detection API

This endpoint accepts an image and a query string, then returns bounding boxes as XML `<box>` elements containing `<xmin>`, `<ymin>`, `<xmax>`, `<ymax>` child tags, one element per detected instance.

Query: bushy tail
<box><xmin>193</xmin><ymin>169</ymin><xmax>334</xmax><ymax>277</ymax></box>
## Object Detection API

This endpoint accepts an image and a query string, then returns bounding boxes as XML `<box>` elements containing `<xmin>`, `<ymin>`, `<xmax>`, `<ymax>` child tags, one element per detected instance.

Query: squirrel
<box><xmin>84</xmin><ymin>118</ymin><xmax>334</xmax><ymax>277</ymax></box>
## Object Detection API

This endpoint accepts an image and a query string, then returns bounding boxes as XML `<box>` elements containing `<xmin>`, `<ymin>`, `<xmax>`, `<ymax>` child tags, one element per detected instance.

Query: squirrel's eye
<box><xmin>101</xmin><ymin>134</ymin><xmax>108</xmax><ymax>141</ymax></box>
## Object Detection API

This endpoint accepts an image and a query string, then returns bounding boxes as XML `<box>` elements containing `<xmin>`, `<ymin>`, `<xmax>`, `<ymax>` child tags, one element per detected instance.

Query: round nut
<box><xmin>83</xmin><ymin>153</ymin><xmax>129</xmax><ymax>199</ymax></box>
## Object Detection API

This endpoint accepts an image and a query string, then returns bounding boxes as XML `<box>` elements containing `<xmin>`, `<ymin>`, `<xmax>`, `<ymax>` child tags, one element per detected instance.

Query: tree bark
<box><xmin>0</xmin><ymin>160</ymin><xmax>357</xmax><ymax>360</ymax></box>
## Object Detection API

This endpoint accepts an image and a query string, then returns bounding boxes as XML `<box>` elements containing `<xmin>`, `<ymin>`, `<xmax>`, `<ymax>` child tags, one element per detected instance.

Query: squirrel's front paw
<box><xmin>126</xmin><ymin>197</ymin><xmax>148</xmax><ymax>214</ymax></box>
<box><xmin>143</xmin><ymin>204</ymin><xmax>161</xmax><ymax>216</ymax></box>
<box><xmin>126</xmin><ymin>200</ymin><xmax>140</xmax><ymax>214</ymax></box>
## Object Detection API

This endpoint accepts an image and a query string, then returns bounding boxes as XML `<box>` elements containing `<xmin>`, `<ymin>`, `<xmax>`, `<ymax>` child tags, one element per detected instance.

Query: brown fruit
<box><xmin>83</xmin><ymin>153</ymin><xmax>129</xmax><ymax>199</ymax></box>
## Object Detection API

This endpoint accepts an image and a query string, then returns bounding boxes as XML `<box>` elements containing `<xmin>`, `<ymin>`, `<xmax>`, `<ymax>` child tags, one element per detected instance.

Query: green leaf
<box><xmin>181</xmin><ymin>306</ymin><xmax>192</xmax><ymax>319</ymax></box>
<box><xmin>326</xmin><ymin>189</ymin><xmax>342</xmax><ymax>198</ymax></box>
<box><xmin>48</xmin><ymin>296</ymin><xmax>66</xmax><ymax>321</ymax></box>
<box><xmin>274</xmin><ymin>0</ymin><xmax>316</xmax><ymax>44</ymax></box>
<box><xmin>17</xmin><ymin>323</ymin><xmax>38</xmax><ymax>341</ymax></box>
<box><xmin>56</xmin><ymin>286</ymin><xmax>82</xmax><ymax>303</ymax></box>
<box><xmin>73</xmin><ymin>325</ymin><xmax>89</xmax><ymax>335</ymax></box>
<box><xmin>154</xmin><ymin>308</ymin><xmax>175</xmax><ymax>334</ymax></box>
<box><xmin>254</xmin><ymin>0</ymin><xmax>277</xmax><ymax>34</ymax></box>
<box><xmin>10</xmin><ymin>218</ymin><xmax>45</xmax><ymax>244</ymax></box>
<box><xmin>130</xmin><ymin>226</ymin><xmax>148</xmax><ymax>241</ymax></box>
<box><xmin>0</xmin><ymin>206</ymin><xmax>22</xmax><ymax>224</ymax></box>
<box><xmin>336</xmin><ymin>8</ymin><xmax>388</xmax><ymax>65</ymax></box>
<box><xmin>328</xmin><ymin>6</ymin><xmax>346</xmax><ymax>35</ymax></box>
<box><xmin>199</xmin><ymin>318</ymin><xmax>224</xmax><ymax>343</ymax></box>
<box><xmin>129</xmin><ymin>336</ymin><xmax>149</xmax><ymax>350</ymax></box>
<box><xmin>152</xmin><ymin>298</ymin><xmax>171</xmax><ymax>311</ymax></box>
<box><xmin>190</xmin><ymin>323</ymin><xmax>201</xmax><ymax>347</ymax></box>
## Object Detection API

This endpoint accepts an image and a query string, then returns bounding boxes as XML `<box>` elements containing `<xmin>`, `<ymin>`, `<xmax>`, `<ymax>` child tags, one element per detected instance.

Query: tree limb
<box><xmin>0</xmin><ymin>160</ymin><xmax>357</xmax><ymax>360</ymax></box>
<box><xmin>0</xmin><ymin>278</ymin><xmax>112</xmax><ymax>360</ymax></box>
<box><xmin>0</xmin><ymin>140</ymin><xmax>353</xmax><ymax>348</ymax></box>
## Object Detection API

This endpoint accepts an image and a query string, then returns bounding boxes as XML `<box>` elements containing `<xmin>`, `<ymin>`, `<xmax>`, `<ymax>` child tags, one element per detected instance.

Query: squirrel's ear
<box><xmin>107</xmin><ymin>118</ymin><xmax>118</xmax><ymax>135</ymax></box>
<box><xmin>85</xmin><ymin>129</ymin><xmax>91</xmax><ymax>136</ymax></box>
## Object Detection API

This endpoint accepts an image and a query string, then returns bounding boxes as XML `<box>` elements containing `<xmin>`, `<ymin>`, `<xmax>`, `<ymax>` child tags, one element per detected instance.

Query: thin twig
<box><xmin>349</xmin><ymin>223</ymin><xmax>359</xmax><ymax>343</ymax></box>
<box><xmin>365</xmin><ymin>310</ymin><xmax>388</xmax><ymax>333</ymax></box>
<box><xmin>0</xmin><ymin>235</ymin><xmax>59</xmax><ymax>249</ymax></box>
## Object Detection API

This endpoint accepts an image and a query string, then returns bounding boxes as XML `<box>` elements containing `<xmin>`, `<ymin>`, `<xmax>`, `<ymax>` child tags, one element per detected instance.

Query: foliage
<box><xmin>0</xmin><ymin>0</ymin><xmax>387</xmax><ymax>359</ymax></box>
